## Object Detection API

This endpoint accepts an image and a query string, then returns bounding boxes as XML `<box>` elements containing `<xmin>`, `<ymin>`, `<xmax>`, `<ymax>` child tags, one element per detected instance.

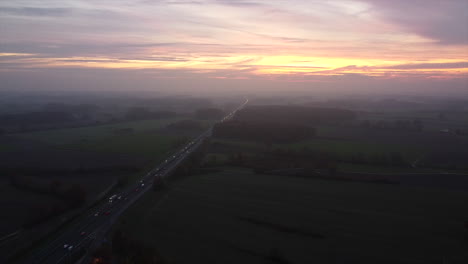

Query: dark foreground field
<box><xmin>0</xmin><ymin>117</ymin><xmax>209</xmax><ymax>242</ymax></box>
<box><xmin>116</xmin><ymin>167</ymin><xmax>468</xmax><ymax>264</ymax></box>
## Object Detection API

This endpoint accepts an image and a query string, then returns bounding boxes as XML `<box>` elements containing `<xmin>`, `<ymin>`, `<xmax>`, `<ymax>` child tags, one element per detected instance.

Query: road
<box><xmin>23</xmin><ymin>99</ymin><xmax>248</xmax><ymax>264</ymax></box>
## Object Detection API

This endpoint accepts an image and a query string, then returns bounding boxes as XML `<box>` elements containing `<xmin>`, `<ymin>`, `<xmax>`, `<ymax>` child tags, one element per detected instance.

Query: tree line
<box><xmin>234</xmin><ymin>105</ymin><xmax>356</xmax><ymax>124</ymax></box>
<box><xmin>125</xmin><ymin>107</ymin><xmax>177</xmax><ymax>121</ymax></box>
<box><xmin>213</xmin><ymin>121</ymin><xmax>315</xmax><ymax>143</ymax></box>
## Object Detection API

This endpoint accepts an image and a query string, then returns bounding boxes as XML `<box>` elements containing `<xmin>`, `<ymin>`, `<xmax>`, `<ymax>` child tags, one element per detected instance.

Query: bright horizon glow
<box><xmin>1</xmin><ymin>0</ymin><xmax>467</xmax><ymax>93</ymax></box>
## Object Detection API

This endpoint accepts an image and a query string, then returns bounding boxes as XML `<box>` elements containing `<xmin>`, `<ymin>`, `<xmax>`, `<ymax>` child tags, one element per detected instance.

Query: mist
<box><xmin>2</xmin><ymin>67</ymin><xmax>467</xmax><ymax>98</ymax></box>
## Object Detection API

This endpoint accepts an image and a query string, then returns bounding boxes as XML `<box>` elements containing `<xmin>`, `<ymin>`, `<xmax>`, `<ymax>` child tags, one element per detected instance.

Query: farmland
<box><xmin>0</xmin><ymin>117</ymin><xmax>210</xmax><ymax>237</ymax></box>
<box><xmin>207</xmin><ymin>117</ymin><xmax>468</xmax><ymax>173</ymax></box>
<box><xmin>13</xmin><ymin>118</ymin><xmax>185</xmax><ymax>145</ymax></box>
<box><xmin>116</xmin><ymin>167</ymin><xmax>468</xmax><ymax>264</ymax></box>
<box><xmin>279</xmin><ymin>138</ymin><xmax>424</xmax><ymax>161</ymax></box>
<box><xmin>105</xmin><ymin>103</ymin><xmax>468</xmax><ymax>264</ymax></box>
<box><xmin>2</xmin><ymin>95</ymin><xmax>468</xmax><ymax>264</ymax></box>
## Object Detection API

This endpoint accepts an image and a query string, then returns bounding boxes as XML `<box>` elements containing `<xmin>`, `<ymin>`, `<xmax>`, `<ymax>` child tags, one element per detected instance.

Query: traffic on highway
<box><xmin>25</xmin><ymin>98</ymin><xmax>248</xmax><ymax>264</ymax></box>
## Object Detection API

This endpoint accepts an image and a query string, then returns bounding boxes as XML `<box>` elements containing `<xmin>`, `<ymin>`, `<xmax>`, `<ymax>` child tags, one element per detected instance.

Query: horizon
<box><xmin>1</xmin><ymin>0</ymin><xmax>467</xmax><ymax>95</ymax></box>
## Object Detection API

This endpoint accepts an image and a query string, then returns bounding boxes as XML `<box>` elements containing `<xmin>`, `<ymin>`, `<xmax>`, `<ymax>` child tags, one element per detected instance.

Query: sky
<box><xmin>1</xmin><ymin>0</ymin><xmax>467</xmax><ymax>95</ymax></box>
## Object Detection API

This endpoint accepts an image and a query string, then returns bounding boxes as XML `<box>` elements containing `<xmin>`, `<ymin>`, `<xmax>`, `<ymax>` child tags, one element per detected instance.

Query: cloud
<box><xmin>330</xmin><ymin>62</ymin><xmax>468</xmax><ymax>72</ymax></box>
<box><xmin>383</xmin><ymin>62</ymin><xmax>468</xmax><ymax>70</ymax></box>
<box><xmin>0</xmin><ymin>7</ymin><xmax>72</xmax><ymax>17</ymax></box>
<box><xmin>1</xmin><ymin>0</ymin><xmax>466</xmax><ymax>92</ymax></box>
<box><xmin>213</xmin><ymin>0</ymin><xmax>263</xmax><ymax>7</ymax></box>
<box><xmin>364</xmin><ymin>0</ymin><xmax>468</xmax><ymax>45</ymax></box>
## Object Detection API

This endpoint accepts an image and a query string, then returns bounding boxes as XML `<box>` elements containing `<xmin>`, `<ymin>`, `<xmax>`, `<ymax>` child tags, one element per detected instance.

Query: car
<box><xmin>94</xmin><ymin>212</ymin><xmax>99</xmax><ymax>217</ymax></box>
<box><xmin>68</xmin><ymin>245</ymin><xmax>73</xmax><ymax>251</ymax></box>
<box><xmin>141</xmin><ymin>183</ymin><xmax>145</xmax><ymax>187</ymax></box>
<box><xmin>64</xmin><ymin>244</ymin><xmax>69</xmax><ymax>249</ymax></box>
<box><xmin>135</xmin><ymin>188</ymin><xmax>139</xmax><ymax>192</ymax></box>
<box><xmin>109</xmin><ymin>194</ymin><xmax>117</xmax><ymax>203</ymax></box>
<box><xmin>80</xmin><ymin>231</ymin><xmax>86</xmax><ymax>236</ymax></box>
<box><xmin>105</xmin><ymin>211</ymin><xmax>111</xmax><ymax>215</ymax></box>
<box><xmin>117</xmin><ymin>196</ymin><xmax>122</xmax><ymax>200</ymax></box>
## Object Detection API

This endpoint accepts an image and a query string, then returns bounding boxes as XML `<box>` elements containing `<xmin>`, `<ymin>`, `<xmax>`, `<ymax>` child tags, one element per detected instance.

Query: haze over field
<box><xmin>2</xmin><ymin>2</ymin><xmax>468</xmax><ymax>263</ymax></box>
<box><xmin>1</xmin><ymin>0</ymin><xmax>467</xmax><ymax>95</ymax></box>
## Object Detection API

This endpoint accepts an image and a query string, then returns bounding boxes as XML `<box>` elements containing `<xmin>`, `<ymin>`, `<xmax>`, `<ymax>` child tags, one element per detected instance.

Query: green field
<box><xmin>281</xmin><ymin>138</ymin><xmax>424</xmax><ymax>160</ymax></box>
<box><xmin>63</xmin><ymin>133</ymin><xmax>183</xmax><ymax>157</ymax></box>
<box><xmin>211</xmin><ymin>138</ymin><xmax>266</xmax><ymax>151</ymax></box>
<box><xmin>358</xmin><ymin>111</ymin><xmax>468</xmax><ymax>132</ymax></box>
<box><xmin>209</xmin><ymin>137</ymin><xmax>425</xmax><ymax>162</ymax></box>
<box><xmin>14</xmin><ymin>118</ymin><xmax>185</xmax><ymax>145</ymax></box>
<box><xmin>337</xmin><ymin>163</ymin><xmax>435</xmax><ymax>174</ymax></box>
<box><xmin>0</xmin><ymin>142</ymin><xmax>14</xmax><ymax>152</ymax></box>
<box><xmin>7</xmin><ymin>118</ymin><xmax>211</xmax><ymax>160</ymax></box>
<box><xmin>116</xmin><ymin>167</ymin><xmax>468</xmax><ymax>264</ymax></box>
<box><xmin>0</xmin><ymin>118</ymin><xmax>207</xmax><ymax>238</ymax></box>
<box><xmin>315</xmin><ymin>125</ymin><xmax>339</xmax><ymax>136</ymax></box>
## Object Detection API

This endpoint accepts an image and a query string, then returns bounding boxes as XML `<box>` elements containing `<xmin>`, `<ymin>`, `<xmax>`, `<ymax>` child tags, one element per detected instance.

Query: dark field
<box><xmin>0</xmin><ymin>173</ymin><xmax>115</xmax><ymax>236</ymax></box>
<box><xmin>208</xmin><ymin>121</ymin><xmax>468</xmax><ymax>173</ymax></box>
<box><xmin>2</xmin><ymin>96</ymin><xmax>468</xmax><ymax>264</ymax></box>
<box><xmin>116</xmin><ymin>167</ymin><xmax>468</xmax><ymax>264</ymax></box>
<box><xmin>359</xmin><ymin>111</ymin><xmax>468</xmax><ymax>133</ymax></box>
<box><xmin>0</xmin><ymin>117</ymin><xmax>209</xmax><ymax>236</ymax></box>
<box><xmin>113</xmin><ymin>104</ymin><xmax>468</xmax><ymax>263</ymax></box>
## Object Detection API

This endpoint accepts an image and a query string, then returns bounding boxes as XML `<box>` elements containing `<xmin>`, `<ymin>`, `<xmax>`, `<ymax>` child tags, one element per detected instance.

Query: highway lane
<box><xmin>24</xmin><ymin>98</ymin><xmax>248</xmax><ymax>264</ymax></box>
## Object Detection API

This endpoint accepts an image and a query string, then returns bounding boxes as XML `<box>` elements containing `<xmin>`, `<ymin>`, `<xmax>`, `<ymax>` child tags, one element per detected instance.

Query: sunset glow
<box><xmin>1</xmin><ymin>0</ymin><xmax>467</xmax><ymax>91</ymax></box>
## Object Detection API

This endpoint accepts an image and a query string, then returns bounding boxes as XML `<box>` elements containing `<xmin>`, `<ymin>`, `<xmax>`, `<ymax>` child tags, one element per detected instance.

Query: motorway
<box><xmin>23</xmin><ymin>99</ymin><xmax>248</xmax><ymax>264</ymax></box>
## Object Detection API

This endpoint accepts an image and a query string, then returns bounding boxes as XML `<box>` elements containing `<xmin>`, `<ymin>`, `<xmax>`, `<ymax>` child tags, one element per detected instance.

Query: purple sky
<box><xmin>1</xmin><ymin>0</ymin><xmax>467</xmax><ymax>95</ymax></box>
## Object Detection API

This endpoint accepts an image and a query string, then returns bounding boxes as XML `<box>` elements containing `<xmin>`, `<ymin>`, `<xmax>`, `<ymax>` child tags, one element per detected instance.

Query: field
<box><xmin>116</xmin><ymin>167</ymin><xmax>468</xmax><ymax>264</ymax></box>
<box><xmin>0</xmin><ymin>117</ymin><xmax>209</xmax><ymax>237</ymax></box>
<box><xmin>358</xmin><ymin>111</ymin><xmax>468</xmax><ymax>133</ymax></box>
<box><xmin>0</xmin><ymin>173</ymin><xmax>116</xmax><ymax>237</ymax></box>
<box><xmin>64</xmin><ymin>133</ymin><xmax>182</xmax><ymax>157</ymax></box>
<box><xmin>208</xmin><ymin>136</ymin><xmax>425</xmax><ymax>169</ymax></box>
<box><xmin>12</xmin><ymin>118</ymin><xmax>186</xmax><ymax>145</ymax></box>
<box><xmin>209</xmin><ymin>119</ymin><xmax>468</xmax><ymax>173</ymax></box>
<box><xmin>336</xmin><ymin>163</ymin><xmax>434</xmax><ymax>174</ymax></box>
<box><xmin>0</xmin><ymin>118</ymin><xmax>199</xmax><ymax>172</ymax></box>
<box><xmin>281</xmin><ymin>138</ymin><xmax>424</xmax><ymax>161</ymax></box>
<box><xmin>0</xmin><ymin>178</ymin><xmax>58</xmax><ymax>236</ymax></box>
